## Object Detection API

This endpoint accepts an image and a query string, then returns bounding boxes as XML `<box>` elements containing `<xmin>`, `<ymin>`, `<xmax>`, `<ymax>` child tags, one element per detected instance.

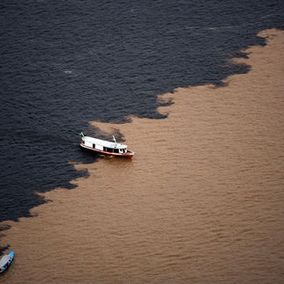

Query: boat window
<box><xmin>103</xmin><ymin>147</ymin><xmax>113</xmax><ymax>153</ymax></box>
<box><xmin>92</xmin><ymin>144</ymin><xmax>96</xmax><ymax>148</ymax></box>
<box><xmin>114</xmin><ymin>149</ymin><xmax>119</xmax><ymax>153</ymax></box>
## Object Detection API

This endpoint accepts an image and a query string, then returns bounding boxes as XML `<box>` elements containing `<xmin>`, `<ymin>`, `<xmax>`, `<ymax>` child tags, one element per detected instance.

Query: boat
<box><xmin>80</xmin><ymin>132</ymin><xmax>135</xmax><ymax>158</ymax></box>
<box><xmin>0</xmin><ymin>250</ymin><xmax>15</xmax><ymax>274</ymax></box>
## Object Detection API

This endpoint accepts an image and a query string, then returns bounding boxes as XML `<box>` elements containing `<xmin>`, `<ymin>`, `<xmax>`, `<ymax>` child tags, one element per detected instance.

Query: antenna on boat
<box><xmin>112</xmin><ymin>135</ymin><xmax>116</xmax><ymax>143</ymax></box>
<box><xmin>80</xmin><ymin>132</ymin><xmax>85</xmax><ymax>137</ymax></box>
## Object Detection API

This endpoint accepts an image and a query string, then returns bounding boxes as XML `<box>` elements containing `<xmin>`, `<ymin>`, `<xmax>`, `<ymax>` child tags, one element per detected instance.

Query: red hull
<box><xmin>80</xmin><ymin>143</ymin><xmax>134</xmax><ymax>158</ymax></box>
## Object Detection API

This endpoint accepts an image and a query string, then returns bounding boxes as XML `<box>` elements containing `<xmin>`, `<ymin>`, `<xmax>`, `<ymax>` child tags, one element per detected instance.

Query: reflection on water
<box><xmin>1</xmin><ymin>29</ymin><xmax>283</xmax><ymax>284</ymax></box>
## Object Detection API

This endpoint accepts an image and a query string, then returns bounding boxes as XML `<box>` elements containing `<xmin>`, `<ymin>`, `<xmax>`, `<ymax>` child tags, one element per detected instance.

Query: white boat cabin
<box><xmin>81</xmin><ymin>135</ymin><xmax>128</xmax><ymax>154</ymax></box>
<box><xmin>0</xmin><ymin>251</ymin><xmax>14</xmax><ymax>273</ymax></box>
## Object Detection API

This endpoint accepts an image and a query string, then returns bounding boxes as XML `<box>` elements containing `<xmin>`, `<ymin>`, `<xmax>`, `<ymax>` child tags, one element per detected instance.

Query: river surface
<box><xmin>0</xmin><ymin>1</ymin><xmax>284</xmax><ymax>283</ymax></box>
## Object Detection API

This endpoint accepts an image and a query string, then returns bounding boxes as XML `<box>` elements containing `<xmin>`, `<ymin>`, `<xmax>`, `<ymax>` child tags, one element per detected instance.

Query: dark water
<box><xmin>0</xmin><ymin>0</ymin><xmax>283</xmax><ymax>223</ymax></box>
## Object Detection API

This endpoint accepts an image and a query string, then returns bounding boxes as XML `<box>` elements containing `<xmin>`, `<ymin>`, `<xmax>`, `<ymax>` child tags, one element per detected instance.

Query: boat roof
<box><xmin>84</xmin><ymin>136</ymin><xmax>128</xmax><ymax>149</ymax></box>
<box><xmin>0</xmin><ymin>255</ymin><xmax>10</xmax><ymax>266</ymax></box>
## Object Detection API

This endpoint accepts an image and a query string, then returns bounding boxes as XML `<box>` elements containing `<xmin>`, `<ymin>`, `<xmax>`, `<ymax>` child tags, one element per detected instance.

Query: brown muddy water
<box><xmin>1</xmin><ymin>29</ymin><xmax>284</xmax><ymax>283</ymax></box>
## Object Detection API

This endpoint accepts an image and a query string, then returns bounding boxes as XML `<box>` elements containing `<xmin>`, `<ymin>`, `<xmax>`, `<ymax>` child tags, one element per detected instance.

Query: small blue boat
<box><xmin>0</xmin><ymin>251</ymin><xmax>15</xmax><ymax>274</ymax></box>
